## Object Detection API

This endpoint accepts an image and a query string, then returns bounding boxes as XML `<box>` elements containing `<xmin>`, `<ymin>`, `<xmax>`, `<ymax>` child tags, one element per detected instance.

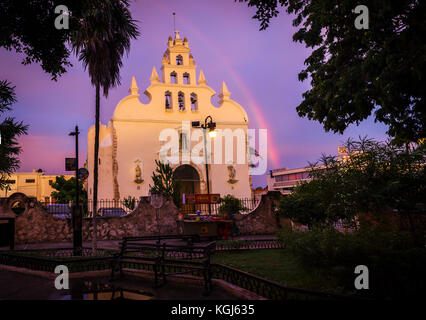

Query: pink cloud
<box><xmin>16</xmin><ymin>135</ymin><xmax>86</xmax><ymax>174</ymax></box>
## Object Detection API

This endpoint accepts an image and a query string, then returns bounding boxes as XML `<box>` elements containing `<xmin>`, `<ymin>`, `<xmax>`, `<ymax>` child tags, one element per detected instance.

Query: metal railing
<box><xmin>210</xmin><ymin>264</ymin><xmax>361</xmax><ymax>300</ymax></box>
<box><xmin>215</xmin><ymin>239</ymin><xmax>283</xmax><ymax>251</ymax></box>
<box><xmin>0</xmin><ymin>248</ymin><xmax>114</xmax><ymax>273</ymax></box>
<box><xmin>38</xmin><ymin>199</ymin><xmax>141</xmax><ymax>218</ymax></box>
<box><xmin>38</xmin><ymin>197</ymin><xmax>259</xmax><ymax>217</ymax></box>
<box><xmin>87</xmin><ymin>199</ymin><xmax>140</xmax><ymax>216</ymax></box>
<box><xmin>0</xmin><ymin>248</ymin><xmax>363</xmax><ymax>300</ymax></box>
<box><xmin>179</xmin><ymin>198</ymin><xmax>259</xmax><ymax>216</ymax></box>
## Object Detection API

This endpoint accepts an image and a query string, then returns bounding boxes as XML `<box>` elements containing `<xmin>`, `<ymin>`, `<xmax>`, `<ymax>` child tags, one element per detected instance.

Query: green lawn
<box><xmin>212</xmin><ymin>249</ymin><xmax>347</xmax><ymax>294</ymax></box>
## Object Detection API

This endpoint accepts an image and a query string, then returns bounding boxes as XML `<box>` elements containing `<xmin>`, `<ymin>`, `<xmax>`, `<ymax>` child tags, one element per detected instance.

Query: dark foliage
<box><xmin>278</xmin><ymin>137</ymin><xmax>426</xmax><ymax>230</ymax></box>
<box><xmin>0</xmin><ymin>80</ymin><xmax>28</xmax><ymax>189</ymax></box>
<box><xmin>50</xmin><ymin>175</ymin><xmax>87</xmax><ymax>204</ymax></box>
<box><xmin>149</xmin><ymin>160</ymin><xmax>182</xmax><ymax>208</ymax></box>
<box><xmin>218</xmin><ymin>194</ymin><xmax>248</xmax><ymax>215</ymax></box>
<box><xmin>277</xmin><ymin>228</ymin><xmax>426</xmax><ymax>299</ymax></box>
<box><xmin>0</xmin><ymin>0</ymin><xmax>91</xmax><ymax>80</ymax></box>
<box><xmin>237</xmin><ymin>0</ymin><xmax>426</xmax><ymax>144</ymax></box>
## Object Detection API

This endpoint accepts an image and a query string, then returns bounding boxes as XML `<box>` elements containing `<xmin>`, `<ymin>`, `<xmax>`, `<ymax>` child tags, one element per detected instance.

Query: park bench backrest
<box><xmin>118</xmin><ymin>238</ymin><xmax>216</xmax><ymax>261</ymax></box>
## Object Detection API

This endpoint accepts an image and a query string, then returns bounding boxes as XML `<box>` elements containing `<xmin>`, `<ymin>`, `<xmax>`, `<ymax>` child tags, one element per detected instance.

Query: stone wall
<box><xmin>0</xmin><ymin>193</ymin><xmax>179</xmax><ymax>244</ymax></box>
<box><xmin>0</xmin><ymin>191</ymin><xmax>285</xmax><ymax>244</ymax></box>
<box><xmin>82</xmin><ymin>196</ymin><xmax>178</xmax><ymax>241</ymax></box>
<box><xmin>234</xmin><ymin>191</ymin><xmax>283</xmax><ymax>235</ymax></box>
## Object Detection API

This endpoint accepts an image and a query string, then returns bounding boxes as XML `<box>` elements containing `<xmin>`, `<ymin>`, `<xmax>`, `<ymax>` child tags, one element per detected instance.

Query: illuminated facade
<box><xmin>87</xmin><ymin>31</ymin><xmax>253</xmax><ymax>203</ymax></box>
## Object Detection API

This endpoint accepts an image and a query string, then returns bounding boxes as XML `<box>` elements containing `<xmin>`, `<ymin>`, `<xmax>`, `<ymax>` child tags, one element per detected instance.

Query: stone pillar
<box><xmin>234</xmin><ymin>191</ymin><xmax>283</xmax><ymax>235</ymax></box>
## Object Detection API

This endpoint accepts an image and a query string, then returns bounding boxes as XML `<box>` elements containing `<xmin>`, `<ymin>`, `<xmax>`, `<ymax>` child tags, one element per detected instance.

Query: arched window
<box><xmin>165</xmin><ymin>91</ymin><xmax>172</xmax><ymax>110</ymax></box>
<box><xmin>176</xmin><ymin>55</ymin><xmax>183</xmax><ymax>65</ymax></box>
<box><xmin>190</xmin><ymin>93</ymin><xmax>198</xmax><ymax>111</ymax></box>
<box><xmin>170</xmin><ymin>71</ymin><xmax>177</xmax><ymax>84</ymax></box>
<box><xmin>178</xmin><ymin>91</ymin><xmax>185</xmax><ymax>111</ymax></box>
<box><xmin>183</xmin><ymin>72</ymin><xmax>190</xmax><ymax>85</ymax></box>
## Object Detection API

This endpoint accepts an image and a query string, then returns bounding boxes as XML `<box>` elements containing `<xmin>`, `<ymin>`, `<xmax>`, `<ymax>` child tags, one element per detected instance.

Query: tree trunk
<box><xmin>92</xmin><ymin>83</ymin><xmax>100</xmax><ymax>254</ymax></box>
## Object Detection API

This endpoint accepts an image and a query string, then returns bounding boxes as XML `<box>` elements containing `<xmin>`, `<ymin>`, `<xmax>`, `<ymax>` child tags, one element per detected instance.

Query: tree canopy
<box><xmin>50</xmin><ymin>175</ymin><xmax>87</xmax><ymax>203</ymax></box>
<box><xmin>0</xmin><ymin>80</ymin><xmax>28</xmax><ymax>189</ymax></box>
<box><xmin>237</xmin><ymin>0</ymin><xmax>426</xmax><ymax>145</ymax></box>
<box><xmin>0</xmin><ymin>0</ymin><xmax>139</xmax><ymax>191</ymax></box>
<box><xmin>0</xmin><ymin>0</ymin><xmax>93</xmax><ymax>187</ymax></box>
<box><xmin>0</xmin><ymin>0</ymin><xmax>93</xmax><ymax>80</ymax></box>
<box><xmin>278</xmin><ymin>137</ymin><xmax>426</xmax><ymax>229</ymax></box>
<box><xmin>71</xmin><ymin>0</ymin><xmax>139</xmax><ymax>96</ymax></box>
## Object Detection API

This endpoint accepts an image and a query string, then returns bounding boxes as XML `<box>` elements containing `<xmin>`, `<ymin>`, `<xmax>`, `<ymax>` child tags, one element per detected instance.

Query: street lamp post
<box><xmin>69</xmin><ymin>125</ymin><xmax>82</xmax><ymax>255</ymax></box>
<box><xmin>192</xmin><ymin>116</ymin><xmax>216</xmax><ymax>216</ymax></box>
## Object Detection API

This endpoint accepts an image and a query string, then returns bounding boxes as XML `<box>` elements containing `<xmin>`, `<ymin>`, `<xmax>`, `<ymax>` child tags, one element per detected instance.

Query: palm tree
<box><xmin>72</xmin><ymin>0</ymin><xmax>139</xmax><ymax>252</ymax></box>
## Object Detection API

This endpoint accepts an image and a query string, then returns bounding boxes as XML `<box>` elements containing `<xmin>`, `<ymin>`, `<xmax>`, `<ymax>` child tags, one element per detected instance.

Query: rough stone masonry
<box><xmin>0</xmin><ymin>192</ymin><xmax>282</xmax><ymax>244</ymax></box>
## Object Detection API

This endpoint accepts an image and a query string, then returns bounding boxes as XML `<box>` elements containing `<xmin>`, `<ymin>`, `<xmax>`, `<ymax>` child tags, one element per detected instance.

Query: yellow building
<box><xmin>87</xmin><ymin>30</ymin><xmax>254</xmax><ymax>203</ymax></box>
<box><xmin>0</xmin><ymin>170</ymin><xmax>73</xmax><ymax>202</ymax></box>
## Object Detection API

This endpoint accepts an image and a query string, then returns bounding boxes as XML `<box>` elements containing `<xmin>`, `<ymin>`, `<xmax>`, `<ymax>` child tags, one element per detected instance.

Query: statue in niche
<box><xmin>134</xmin><ymin>160</ymin><xmax>143</xmax><ymax>184</ymax></box>
<box><xmin>227</xmin><ymin>165</ymin><xmax>238</xmax><ymax>184</ymax></box>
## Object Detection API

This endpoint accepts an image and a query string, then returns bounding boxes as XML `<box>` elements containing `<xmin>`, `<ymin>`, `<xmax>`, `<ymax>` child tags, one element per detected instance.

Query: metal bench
<box><xmin>110</xmin><ymin>235</ymin><xmax>216</xmax><ymax>295</ymax></box>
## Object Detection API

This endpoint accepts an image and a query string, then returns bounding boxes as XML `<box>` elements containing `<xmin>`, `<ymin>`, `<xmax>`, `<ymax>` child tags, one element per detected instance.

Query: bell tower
<box><xmin>161</xmin><ymin>30</ymin><xmax>197</xmax><ymax>85</ymax></box>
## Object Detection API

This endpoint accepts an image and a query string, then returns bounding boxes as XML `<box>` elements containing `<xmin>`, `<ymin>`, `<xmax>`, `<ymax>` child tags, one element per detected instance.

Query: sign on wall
<box><xmin>185</xmin><ymin>194</ymin><xmax>221</xmax><ymax>204</ymax></box>
<box><xmin>65</xmin><ymin>158</ymin><xmax>76</xmax><ymax>171</ymax></box>
<box><xmin>78</xmin><ymin>168</ymin><xmax>89</xmax><ymax>180</ymax></box>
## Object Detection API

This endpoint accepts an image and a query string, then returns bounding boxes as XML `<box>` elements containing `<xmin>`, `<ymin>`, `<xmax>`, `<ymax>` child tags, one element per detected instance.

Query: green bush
<box><xmin>218</xmin><ymin>195</ymin><xmax>248</xmax><ymax>215</ymax></box>
<box><xmin>278</xmin><ymin>137</ymin><xmax>426</xmax><ymax>232</ymax></box>
<box><xmin>123</xmin><ymin>196</ymin><xmax>136</xmax><ymax>211</ymax></box>
<box><xmin>277</xmin><ymin>228</ymin><xmax>426</xmax><ymax>298</ymax></box>
<box><xmin>149</xmin><ymin>160</ymin><xmax>182</xmax><ymax>208</ymax></box>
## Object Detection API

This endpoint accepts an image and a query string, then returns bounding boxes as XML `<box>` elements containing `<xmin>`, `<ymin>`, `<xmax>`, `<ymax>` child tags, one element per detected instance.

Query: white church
<box><xmin>87</xmin><ymin>31</ymin><xmax>254</xmax><ymax>204</ymax></box>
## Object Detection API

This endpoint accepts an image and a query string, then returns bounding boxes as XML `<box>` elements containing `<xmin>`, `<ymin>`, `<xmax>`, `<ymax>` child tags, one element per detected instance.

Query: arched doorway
<box><xmin>173</xmin><ymin>165</ymin><xmax>200</xmax><ymax>212</ymax></box>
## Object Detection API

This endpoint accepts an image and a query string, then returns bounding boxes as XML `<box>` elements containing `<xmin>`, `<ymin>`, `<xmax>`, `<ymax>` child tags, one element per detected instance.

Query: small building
<box><xmin>268</xmin><ymin>146</ymin><xmax>348</xmax><ymax>194</ymax></box>
<box><xmin>0</xmin><ymin>169</ymin><xmax>73</xmax><ymax>202</ymax></box>
<box><xmin>267</xmin><ymin>167</ymin><xmax>312</xmax><ymax>194</ymax></box>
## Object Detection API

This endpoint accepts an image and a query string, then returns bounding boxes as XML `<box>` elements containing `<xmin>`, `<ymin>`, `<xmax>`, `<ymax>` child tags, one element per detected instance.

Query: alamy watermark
<box><xmin>54</xmin><ymin>265</ymin><xmax>69</xmax><ymax>290</ymax></box>
<box><xmin>354</xmin><ymin>265</ymin><xmax>369</xmax><ymax>290</ymax></box>
<box><xmin>354</xmin><ymin>5</ymin><xmax>369</xmax><ymax>30</ymax></box>
<box><xmin>158</xmin><ymin>121</ymin><xmax>268</xmax><ymax>175</ymax></box>
<box><xmin>54</xmin><ymin>5</ymin><xmax>69</xmax><ymax>30</ymax></box>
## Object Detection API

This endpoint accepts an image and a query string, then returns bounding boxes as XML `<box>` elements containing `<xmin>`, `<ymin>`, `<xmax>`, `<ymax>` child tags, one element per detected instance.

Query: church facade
<box><xmin>87</xmin><ymin>31</ymin><xmax>253</xmax><ymax>204</ymax></box>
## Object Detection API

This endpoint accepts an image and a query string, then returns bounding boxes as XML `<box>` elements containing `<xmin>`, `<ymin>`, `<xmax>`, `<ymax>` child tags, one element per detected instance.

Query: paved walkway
<box><xmin>1</xmin><ymin>235</ymin><xmax>277</xmax><ymax>251</ymax></box>
<box><xmin>0</xmin><ymin>235</ymin><xmax>278</xmax><ymax>300</ymax></box>
<box><xmin>0</xmin><ymin>270</ymin><xmax>240</xmax><ymax>300</ymax></box>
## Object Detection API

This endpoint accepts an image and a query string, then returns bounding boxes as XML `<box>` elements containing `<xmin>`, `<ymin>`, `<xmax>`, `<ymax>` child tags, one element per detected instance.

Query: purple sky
<box><xmin>0</xmin><ymin>0</ymin><xmax>389</xmax><ymax>188</ymax></box>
